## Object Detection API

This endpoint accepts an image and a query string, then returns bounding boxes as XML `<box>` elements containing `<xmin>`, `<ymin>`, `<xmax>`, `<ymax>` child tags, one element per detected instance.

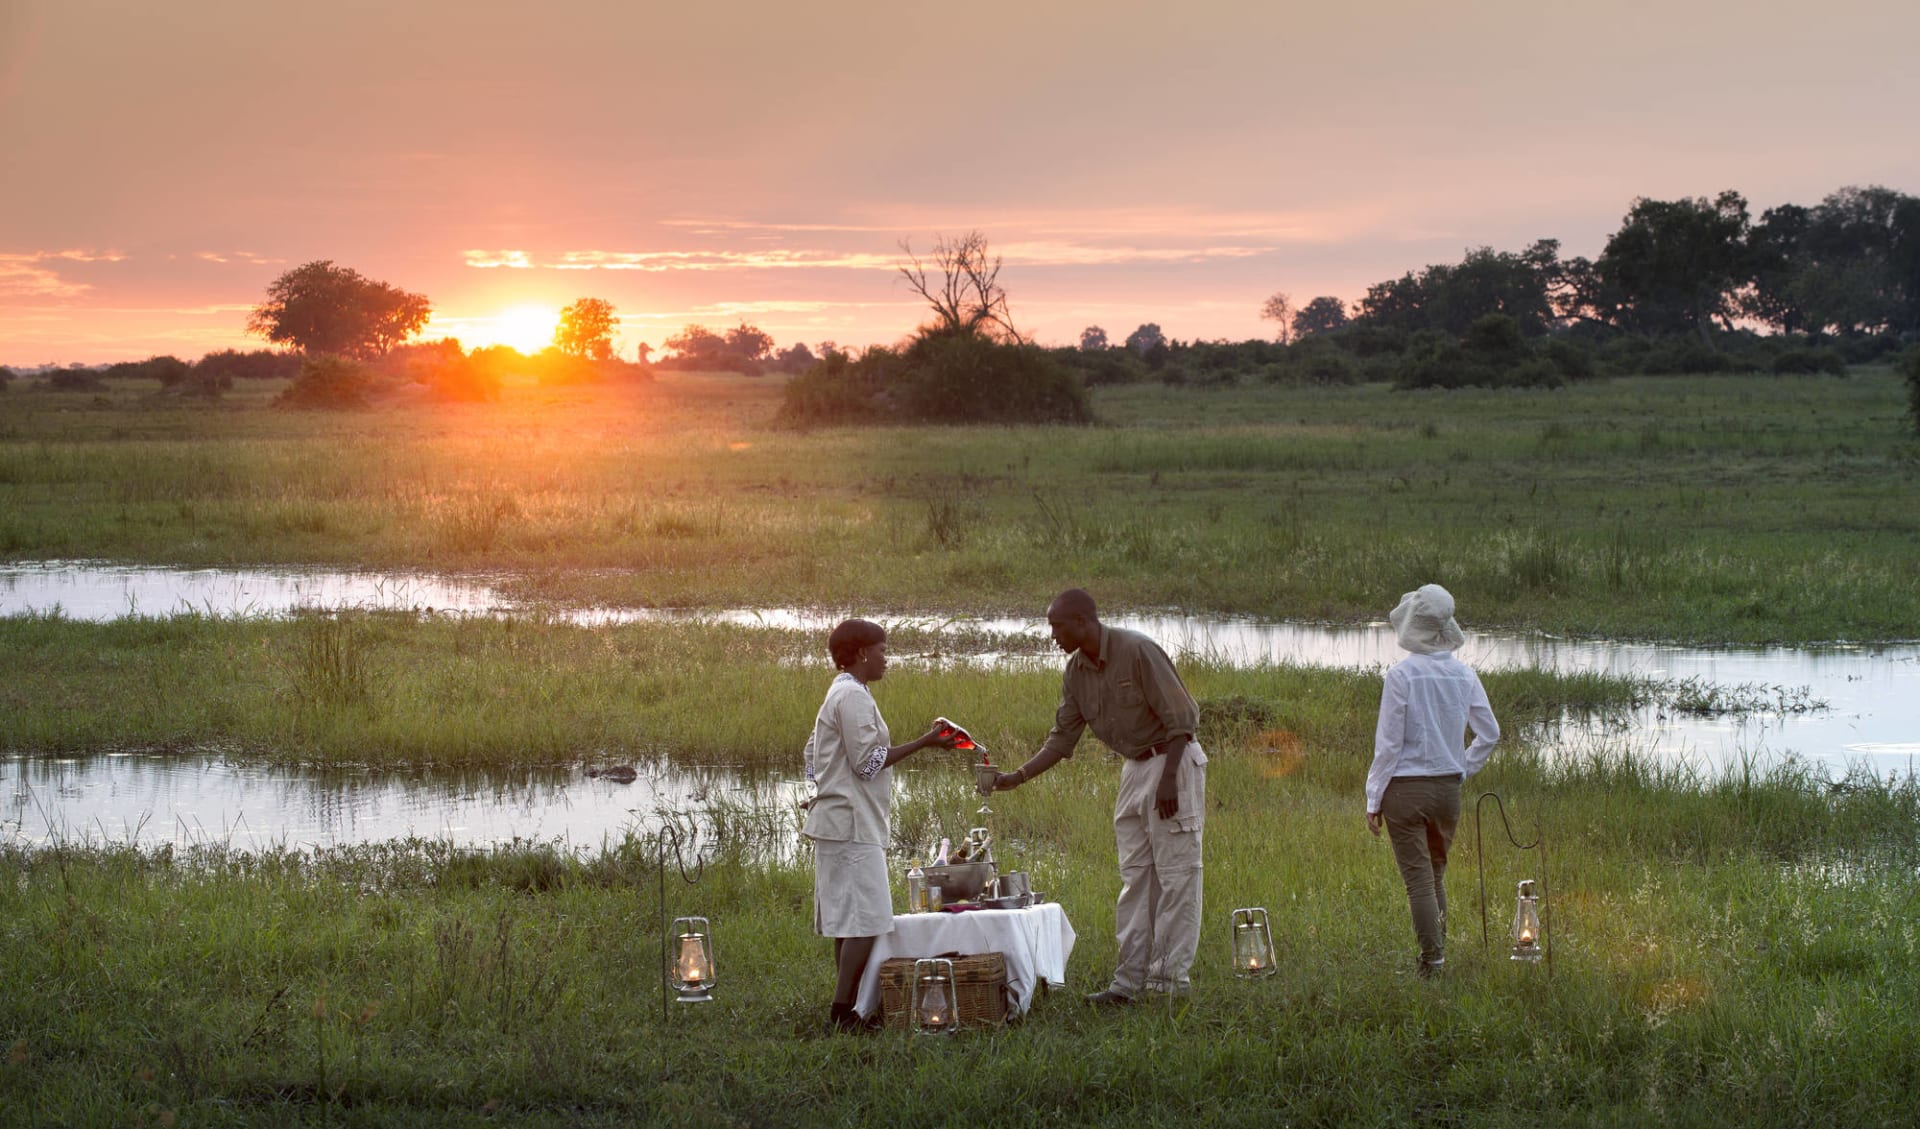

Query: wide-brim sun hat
<box><xmin>1389</xmin><ymin>584</ymin><xmax>1466</xmax><ymax>654</ymax></box>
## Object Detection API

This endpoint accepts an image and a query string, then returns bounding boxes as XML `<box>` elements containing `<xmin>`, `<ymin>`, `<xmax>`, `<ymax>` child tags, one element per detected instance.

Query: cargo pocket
<box><xmin>1171</xmin><ymin>741</ymin><xmax>1207</xmax><ymax>835</ymax></box>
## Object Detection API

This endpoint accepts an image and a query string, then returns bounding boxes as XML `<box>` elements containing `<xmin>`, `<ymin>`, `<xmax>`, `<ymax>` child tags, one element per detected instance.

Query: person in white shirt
<box><xmin>802</xmin><ymin>618</ymin><xmax>959</xmax><ymax>1032</ymax></box>
<box><xmin>1364</xmin><ymin>585</ymin><xmax>1500</xmax><ymax>977</ymax></box>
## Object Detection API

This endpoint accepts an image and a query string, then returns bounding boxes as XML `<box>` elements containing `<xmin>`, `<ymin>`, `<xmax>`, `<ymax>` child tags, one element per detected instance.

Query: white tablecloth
<box><xmin>855</xmin><ymin>902</ymin><xmax>1076</xmax><ymax>1019</ymax></box>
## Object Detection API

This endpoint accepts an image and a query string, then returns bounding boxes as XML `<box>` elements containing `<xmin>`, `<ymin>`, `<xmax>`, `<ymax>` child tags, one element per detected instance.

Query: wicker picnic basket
<box><xmin>877</xmin><ymin>952</ymin><xmax>1010</xmax><ymax>1030</ymax></box>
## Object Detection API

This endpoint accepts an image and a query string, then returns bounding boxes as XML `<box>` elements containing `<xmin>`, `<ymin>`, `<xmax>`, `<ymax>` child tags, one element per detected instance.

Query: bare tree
<box><xmin>1260</xmin><ymin>291</ymin><xmax>1295</xmax><ymax>344</ymax></box>
<box><xmin>898</xmin><ymin>231</ymin><xmax>1023</xmax><ymax>343</ymax></box>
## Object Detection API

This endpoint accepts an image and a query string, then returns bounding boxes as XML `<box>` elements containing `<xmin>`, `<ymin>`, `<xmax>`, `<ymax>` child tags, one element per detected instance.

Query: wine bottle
<box><xmin>934</xmin><ymin>717</ymin><xmax>978</xmax><ymax>752</ymax></box>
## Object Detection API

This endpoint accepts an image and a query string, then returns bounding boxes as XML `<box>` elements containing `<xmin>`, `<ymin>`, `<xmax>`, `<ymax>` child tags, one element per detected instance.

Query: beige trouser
<box><xmin>1110</xmin><ymin>739</ymin><xmax>1206</xmax><ymax>997</ymax></box>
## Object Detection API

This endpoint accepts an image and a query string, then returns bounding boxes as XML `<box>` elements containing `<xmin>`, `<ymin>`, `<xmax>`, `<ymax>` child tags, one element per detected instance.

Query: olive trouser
<box><xmin>1382</xmin><ymin>774</ymin><xmax>1462</xmax><ymax>965</ymax></box>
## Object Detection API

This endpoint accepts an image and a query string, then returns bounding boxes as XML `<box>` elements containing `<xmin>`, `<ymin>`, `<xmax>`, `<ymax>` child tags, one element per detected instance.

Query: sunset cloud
<box><xmin>463</xmin><ymin>250</ymin><xmax>535</xmax><ymax>269</ymax></box>
<box><xmin>661</xmin><ymin>207</ymin><xmax>1366</xmax><ymax>245</ymax></box>
<box><xmin>463</xmin><ymin>239</ymin><xmax>1286</xmax><ymax>275</ymax></box>
<box><xmin>550</xmin><ymin>249</ymin><xmax>899</xmax><ymax>272</ymax></box>
<box><xmin>193</xmin><ymin>251</ymin><xmax>284</xmax><ymax>266</ymax></box>
<box><xmin>0</xmin><ymin>250</ymin><xmax>123</xmax><ymax>299</ymax></box>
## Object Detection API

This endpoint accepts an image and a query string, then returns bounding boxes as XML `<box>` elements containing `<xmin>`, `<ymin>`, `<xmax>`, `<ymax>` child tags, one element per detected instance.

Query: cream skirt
<box><xmin>812</xmin><ymin>840</ymin><xmax>896</xmax><ymax>938</ymax></box>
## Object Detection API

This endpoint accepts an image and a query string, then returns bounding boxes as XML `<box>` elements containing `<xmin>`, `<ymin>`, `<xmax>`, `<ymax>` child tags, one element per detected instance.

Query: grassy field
<box><xmin>2</xmin><ymin>742</ymin><xmax>1915</xmax><ymax>1127</ymax></box>
<box><xmin>2</xmin><ymin>369</ymin><xmax>1916</xmax><ymax>643</ymax></box>
<box><xmin>0</xmin><ymin>612</ymin><xmax>1658</xmax><ymax>769</ymax></box>
<box><xmin>4</xmin><ymin>369</ymin><xmax>1918</xmax><ymax>1125</ymax></box>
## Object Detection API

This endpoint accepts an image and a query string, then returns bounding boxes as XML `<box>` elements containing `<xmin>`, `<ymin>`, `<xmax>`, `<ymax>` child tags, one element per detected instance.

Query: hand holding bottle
<box><xmin>934</xmin><ymin>717</ymin><xmax>982</xmax><ymax>751</ymax></box>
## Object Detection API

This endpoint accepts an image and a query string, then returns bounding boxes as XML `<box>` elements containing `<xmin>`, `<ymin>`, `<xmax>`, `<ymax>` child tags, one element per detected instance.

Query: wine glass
<box><xmin>973</xmin><ymin>758</ymin><xmax>998</xmax><ymax>816</ymax></box>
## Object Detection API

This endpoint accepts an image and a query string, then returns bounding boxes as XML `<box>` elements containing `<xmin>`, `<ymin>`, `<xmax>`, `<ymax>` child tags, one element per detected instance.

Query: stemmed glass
<box><xmin>939</xmin><ymin>716</ymin><xmax>995</xmax><ymax>815</ymax></box>
<box><xmin>974</xmin><ymin>759</ymin><xmax>998</xmax><ymax>816</ymax></box>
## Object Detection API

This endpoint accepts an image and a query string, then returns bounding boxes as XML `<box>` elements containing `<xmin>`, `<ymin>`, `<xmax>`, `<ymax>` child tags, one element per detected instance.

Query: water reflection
<box><xmin>3</xmin><ymin>562</ymin><xmax>1917</xmax><ymax>828</ymax></box>
<box><xmin>0</xmin><ymin>560</ymin><xmax>504</xmax><ymax>620</ymax></box>
<box><xmin>2</xmin><ymin>752</ymin><xmax>809</xmax><ymax>855</ymax></box>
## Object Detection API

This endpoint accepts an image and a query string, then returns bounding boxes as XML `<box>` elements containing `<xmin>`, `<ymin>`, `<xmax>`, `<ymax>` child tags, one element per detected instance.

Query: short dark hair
<box><xmin>828</xmin><ymin>618</ymin><xmax>886</xmax><ymax>669</ymax></box>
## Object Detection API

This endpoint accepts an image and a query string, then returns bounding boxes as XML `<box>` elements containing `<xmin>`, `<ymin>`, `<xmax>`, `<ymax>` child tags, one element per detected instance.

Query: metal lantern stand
<box><xmin>655</xmin><ymin>821</ymin><xmax>711</xmax><ymax>1078</ymax></box>
<box><xmin>1474</xmin><ymin>791</ymin><xmax>1552</xmax><ymax>975</ymax></box>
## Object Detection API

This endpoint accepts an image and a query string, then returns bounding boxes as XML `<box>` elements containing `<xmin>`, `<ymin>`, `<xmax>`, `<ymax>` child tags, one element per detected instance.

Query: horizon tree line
<box><xmin>1256</xmin><ymin>184</ymin><xmax>1920</xmax><ymax>349</ymax></box>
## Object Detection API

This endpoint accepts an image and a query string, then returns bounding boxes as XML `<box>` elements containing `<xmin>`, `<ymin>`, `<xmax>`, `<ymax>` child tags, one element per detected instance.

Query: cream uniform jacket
<box><xmin>801</xmin><ymin>672</ymin><xmax>893</xmax><ymax>846</ymax></box>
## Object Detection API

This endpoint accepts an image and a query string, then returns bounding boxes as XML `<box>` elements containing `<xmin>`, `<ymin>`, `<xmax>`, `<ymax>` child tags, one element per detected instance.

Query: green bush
<box><xmin>1771</xmin><ymin>347</ymin><xmax>1847</xmax><ymax>376</ymax></box>
<box><xmin>1062</xmin><ymin>347</ymin><xmax>1149</xmax><ymax>387</ymax></box>
<box><xmin>1837</xmin><ymin>333</ymin><xmax>1901</xmax><ymax>365</ymax></box>
<box><xmin>1904</xmin><ymin>346</ymin><xmax>1920</xmax><ymax>435</ymax></box>
<box><xmin>891</xmin><ymin>333</ymin><xmax>1091</xmax><ymax>422</ymax></box>
<box><xmin>1543</xmin><ymin>337</ymin><xmax>1597</xmax><ymax>380</ymax></box>
<box><xmin>779</xmin><ymin>335</ymin><xmax>1089</xmax><ymax>425</ymax></box>
<box><xmin>106</xmin><ymin>354</ymin><xmax>193</xmax><ymax>386</ymax></box>
<box><xmin>1597</xmin><ymin>333</ymin><xmax>1653</xmax><ymax>375</ymax></box>
<box><xmin>170</xmin><ymin>369</ymin><xmax>232</xmax><ymax>398</ymax></box>
<box><xmin>1264</xmin><ymin>337</ymin><xmax>1361</xmax><ymax>385</ymax></box>
<box><xmin>1325</xmin><ymin>322</ymin><xmax>1409</xmax><ymax>358</ymax></box>
<box><xmin>193</xmin><ymin>348</ymin><xmax>302</xmax><ymax>381</ymax></box>
<box><xmin>777</xmin><ymin>348</ymin><xmax>898</xmax><ymax>424</ymax></box>
<box><xmin>275</xmin><ymin>355</ymin><xmax>375</xmax><ymax>409</ymax></box>
<box><xmin>1394</xmin><ymin>314</ymin><xmax>1559</xmax><ymax>389</ymax></box>
<box><xmin>45</xmin><ymin>367</ymin><xmax>107</xmax><ymax>391</ymax></box>
<box><xmin>1462</xmin><ymin>311</ymin><xmax>1527</xmax><ymax>358</ymax></box>
<box><xmin>1639</xmin><ymin>335</ymin><xmax>1742</xmax><ymax>375</ymax></box>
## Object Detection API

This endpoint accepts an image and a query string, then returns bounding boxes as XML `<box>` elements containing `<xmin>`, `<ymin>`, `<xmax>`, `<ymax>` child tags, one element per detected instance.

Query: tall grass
<box><xmin>1</xmin><ymin>740</ymin><xmax>1914</xmax><ymax>1125</ymax></box>
<box><xmin>284</xmin><ymin>614</ymin><xmax>371</xmax><ymax>709</ymax></box>
<box><xmin>0</xmin><ymin>614</ymin><xmax>1664</xmax><ymax>769</ymax></box>
<box><xmin>3</xmin><ymin>372</ymin><xmax>1917</xmax><ymax>643</ymax></box>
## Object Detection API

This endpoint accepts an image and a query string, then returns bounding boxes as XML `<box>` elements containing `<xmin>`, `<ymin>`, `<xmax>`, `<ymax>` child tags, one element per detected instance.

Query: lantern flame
<box><xmin>677</xmin><ymin>934</ymin><xmax>708</xmax><ymax>985</ymax></box>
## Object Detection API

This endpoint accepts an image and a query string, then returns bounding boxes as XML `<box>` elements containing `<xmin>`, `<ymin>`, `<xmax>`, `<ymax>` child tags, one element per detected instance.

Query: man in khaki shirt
<box><xmin>985</xmin><ymin>588</ymin><xmax>1207</xmax><ymax>1004</ymax></box>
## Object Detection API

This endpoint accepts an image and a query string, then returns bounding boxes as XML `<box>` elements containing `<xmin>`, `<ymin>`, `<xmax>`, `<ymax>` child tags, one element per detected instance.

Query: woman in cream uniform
<box><xmin>803</xmin><ymin>618</ymin><xmax>957</xmax><ymax>1032</ymax></box>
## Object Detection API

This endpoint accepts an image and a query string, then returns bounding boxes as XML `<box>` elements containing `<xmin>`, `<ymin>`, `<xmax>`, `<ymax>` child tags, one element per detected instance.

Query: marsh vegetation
<box><xmin>2</xmin><ymin>368</ymin><xmax>1915</xmax><ymax>642</ymax></box>
<box><xmin>2</xmin><ymin>367</ymin><xmax>1918</xmax><ymax>1125</ymax></box>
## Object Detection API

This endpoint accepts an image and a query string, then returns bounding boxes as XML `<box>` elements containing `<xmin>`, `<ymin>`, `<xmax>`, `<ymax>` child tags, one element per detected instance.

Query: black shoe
<box><xmin>1085</xmin><ymin>989</ymin><xmax>1135</xmax><ymax>1006</ymax></box>
<box><xmin>1415</xmin><ymin>959</ymin><xmax>1444</xmax><ymax>980</ymax></box>
<box><xmin>828</xmin><ymin>1003</ymin><xmax>872</xmax><ymax>1033</ymax></box>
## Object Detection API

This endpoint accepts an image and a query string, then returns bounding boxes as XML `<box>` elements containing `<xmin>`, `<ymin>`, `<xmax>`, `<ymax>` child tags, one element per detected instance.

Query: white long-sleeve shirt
<box><xmin>1366</xmin><ymin>651</ymin><xmax>1500</xmax><ymax>814</ymax></box>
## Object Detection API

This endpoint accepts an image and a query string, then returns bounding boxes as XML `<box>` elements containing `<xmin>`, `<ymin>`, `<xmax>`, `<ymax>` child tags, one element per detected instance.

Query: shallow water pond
<box><xmin>4</xmin><ymin>562</ymin><xmax>1916</xmax><ymax>849</ymax></box>
<box><xmin>2</xmin><ymin>752</ymin><xmax>801</xmax><ymax>854</ymax></box>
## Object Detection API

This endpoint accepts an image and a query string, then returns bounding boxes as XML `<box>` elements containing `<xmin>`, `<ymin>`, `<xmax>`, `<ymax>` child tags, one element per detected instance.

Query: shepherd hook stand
<box><xmin>1474</xmin><ymin>791</ymin><xmax>1551</xmax><ymax>975</ymax></box>
<box><xmin>656</xmin><ymin>820</ymin><xmax>707</xmax><ymax>1067</ymax></box>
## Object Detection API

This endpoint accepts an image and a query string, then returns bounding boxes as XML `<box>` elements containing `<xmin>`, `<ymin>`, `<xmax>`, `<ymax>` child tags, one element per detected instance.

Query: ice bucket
<box><xmin>921</xmin><ymin>861</ymin><xmax>996</xmax><ymax>903</ymax></box>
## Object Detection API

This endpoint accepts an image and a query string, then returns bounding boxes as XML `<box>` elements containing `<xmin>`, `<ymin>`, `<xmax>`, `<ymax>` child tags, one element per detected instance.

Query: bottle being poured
<box><xmin>933</xmin><ymin>717</ymin><xmax>978</xmax><ymax>752</ymax></box>
<box><xmin>938</xmin><ymin>717</ymin><xmax>996</xmax><ymax>816</ymax></box>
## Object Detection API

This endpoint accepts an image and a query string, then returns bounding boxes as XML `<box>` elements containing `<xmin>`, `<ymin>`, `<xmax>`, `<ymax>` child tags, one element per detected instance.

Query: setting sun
<box><xmin>481</xmin><ymin>305</ymin><xmax>560</xmax><ymax>353</ymax></box>
<box><xmin>421</xmin><ymin>304</ymin><xmax>561</xmax><ymax>354</ymax></box>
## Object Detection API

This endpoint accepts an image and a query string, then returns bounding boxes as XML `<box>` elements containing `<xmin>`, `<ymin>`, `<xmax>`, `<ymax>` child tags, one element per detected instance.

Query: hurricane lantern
<box><xmin>670</xmin><ymin>915</ymin><xmax>716</xmax><ymax>1002</ymax></box>
<box><xmin>1231</xmin><ymin>907</ymin><xmax>1277</xmax><ymax>979</ymax></box>
<box><xmin>911</xmin><ymin>958</ymin><xmax>958</xmax><ymax>1035</ymax></box>
<box><xmin>1509</xmin><ymin>880</ymin><xmax>1543</xmax><ymax>963</ymax></box>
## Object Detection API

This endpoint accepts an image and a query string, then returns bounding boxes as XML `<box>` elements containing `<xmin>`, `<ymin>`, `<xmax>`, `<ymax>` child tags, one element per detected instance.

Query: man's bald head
<box><xmin>1048</xmin><ymin>588</ymin><xmax>1097</xmax><ymax>621</ymax></box>
<box><xmin>1046</xmin><ymin>588</ymin><xmax>1102</xmax><ymax>658</ymax></box>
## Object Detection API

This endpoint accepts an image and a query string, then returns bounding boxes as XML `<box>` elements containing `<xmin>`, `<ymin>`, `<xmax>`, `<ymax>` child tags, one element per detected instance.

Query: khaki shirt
<box><xmin>1039</xmin><ymin>625</ymin><xmax>1199</xmax><ymax>761</ymax></box>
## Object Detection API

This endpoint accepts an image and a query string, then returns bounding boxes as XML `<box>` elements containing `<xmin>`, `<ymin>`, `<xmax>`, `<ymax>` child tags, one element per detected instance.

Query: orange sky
<box><xmin>3</xmin><ymin>0</ymin><xmax>1918</xmax><ymax>364</ymax></box>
